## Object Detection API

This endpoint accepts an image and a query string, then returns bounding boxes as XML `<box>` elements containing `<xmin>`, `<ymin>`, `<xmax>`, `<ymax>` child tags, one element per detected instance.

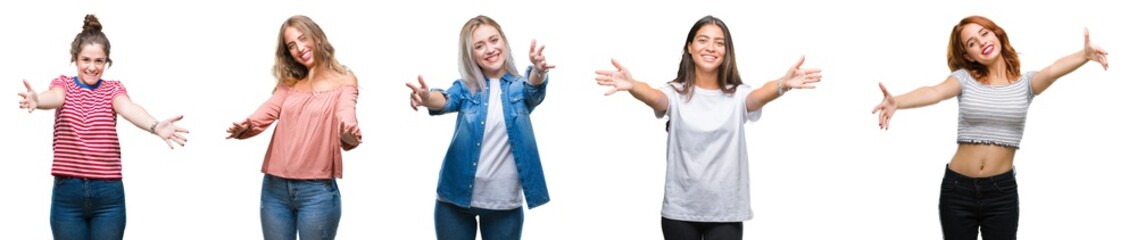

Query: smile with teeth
<box><xmin>300</xmin><ymin>50</ymin><xmax>312</xmax><ymax>62</ymax></box>
<box><xmin>484</xmin><ymin>52</ymin><xmax>499</xmax><ymax>62</ymax></box>
<box><xmin>981</xmin><ymin>44</ymin><xmax>995</xmax><ymax>56</ymax></box>
<box><xmin>700</xmin><ymin>54</ymin><xmax>718</xmax><ymax>62</ymax></box>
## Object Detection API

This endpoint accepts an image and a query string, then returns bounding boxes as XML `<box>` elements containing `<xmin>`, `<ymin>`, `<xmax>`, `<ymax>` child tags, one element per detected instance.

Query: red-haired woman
<box><xmin>872</xmin><ymin>15</ymin><xmax>1109</xmax><ymax>240</ymax></box>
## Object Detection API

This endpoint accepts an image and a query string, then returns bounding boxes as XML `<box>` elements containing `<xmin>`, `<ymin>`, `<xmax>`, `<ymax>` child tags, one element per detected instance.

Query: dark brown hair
<box><xmin>70</xmin><ymin>14</ymin><xmax>112</xmax><ymax>66</ymax></box>
<box><xmin>670</xmin><ymin>15</ymin><xmax>743</xmax><ymax>101</ymax></box>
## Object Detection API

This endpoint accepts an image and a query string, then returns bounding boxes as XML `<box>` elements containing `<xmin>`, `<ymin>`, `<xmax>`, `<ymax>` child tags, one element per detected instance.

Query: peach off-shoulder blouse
<box><xmin>237</xmin><ymin>85</ymin><xmax>361</xmax><ymax>179</ymax></box>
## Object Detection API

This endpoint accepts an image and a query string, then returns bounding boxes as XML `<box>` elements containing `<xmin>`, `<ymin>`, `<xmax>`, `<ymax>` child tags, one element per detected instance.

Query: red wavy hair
<box><xmin>947</xmin><ymin>16</ymin><xmax>1021</xmax><ymax>84</ymax></box>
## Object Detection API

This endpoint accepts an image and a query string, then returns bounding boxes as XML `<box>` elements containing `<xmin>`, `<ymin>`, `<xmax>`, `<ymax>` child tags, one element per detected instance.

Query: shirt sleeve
<box><xmin>238</xmin><ymin>86</ymin><xmax>288</xmax><ymax>139</ymax></box>
<box><xmin>522</xmin><ymin>65</ymin><xmax>548</xmax><ymax>112</ymax></box>
<box><xmin>337</xmin><ymin>86</ymin><xmax>361</xmax><ymax>151</ymax></box>
<box><xmin>742</xmin><ymin>86</ymin><xmax>762</xmax><ymax>123</ymax></box>
<box><xmin>428</xmin><ymin>80</ymin><xmax>466</xmax><ymax>116</ymax></box>
<box><xmin>656</xmin><ymin>83</ymin><xmax>677</xmax><ymax>119</ymax></box>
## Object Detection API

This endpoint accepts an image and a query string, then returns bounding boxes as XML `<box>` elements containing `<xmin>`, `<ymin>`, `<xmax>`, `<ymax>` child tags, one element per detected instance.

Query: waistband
<box><xmin>943</xmin><ymin>164</ymin><xmax>1015</xmax><ymax>182</ymax></box>
<box><xmin>53</xmin><ymin>175</ymin><xmax>122</xmax><ymax>181</ymax></box>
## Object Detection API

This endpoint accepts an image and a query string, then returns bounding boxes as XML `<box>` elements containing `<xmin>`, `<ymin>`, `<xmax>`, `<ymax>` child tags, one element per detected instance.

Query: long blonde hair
<box><xmin>273</xmin><ymin>15</ymin><xmax>348</xmax><ymax>89</ymax></box>
<box><xmin>457</xmin><ymin>15</ymin><xmax>519</xmax><ymax>92</ymax></box>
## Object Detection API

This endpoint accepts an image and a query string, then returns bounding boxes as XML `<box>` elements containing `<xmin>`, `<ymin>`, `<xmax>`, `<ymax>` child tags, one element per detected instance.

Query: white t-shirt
<box><xmin>470</xmin><ymin>78</ymin><xmax>523</xmax><ymax>210</ymax></box>
<box><xmin>658</xmin><ymin>82</ymin><xmax>762</xmax><ymax>222</ymax></box>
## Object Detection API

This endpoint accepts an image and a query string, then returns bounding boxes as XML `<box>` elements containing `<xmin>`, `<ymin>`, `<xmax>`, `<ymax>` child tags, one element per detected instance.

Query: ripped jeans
<box><xmin>260</xmin><ymin>174</ymin><xmax>342</xmax><ymax>240</ymax></box>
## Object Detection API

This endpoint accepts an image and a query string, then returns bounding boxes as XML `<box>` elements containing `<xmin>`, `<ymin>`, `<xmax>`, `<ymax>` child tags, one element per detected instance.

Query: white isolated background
<box><xmin>1</xmin><ymin>0</ymin><xmax>1133</xmax><ymax>239</ymax></box>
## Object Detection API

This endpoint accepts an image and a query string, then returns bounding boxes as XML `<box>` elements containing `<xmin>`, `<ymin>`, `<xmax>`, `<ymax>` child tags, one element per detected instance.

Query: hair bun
<box><xmin>83</xmin><ymin>14</ymin><xmax>102</xmax><ymax>32</ymax></box>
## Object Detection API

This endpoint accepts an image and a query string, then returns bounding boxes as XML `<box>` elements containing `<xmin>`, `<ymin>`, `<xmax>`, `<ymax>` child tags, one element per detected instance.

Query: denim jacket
<box><xmin>429</xmin><ymin>66</ymin><xmax>550</xmax><ymax>209</ymax></box>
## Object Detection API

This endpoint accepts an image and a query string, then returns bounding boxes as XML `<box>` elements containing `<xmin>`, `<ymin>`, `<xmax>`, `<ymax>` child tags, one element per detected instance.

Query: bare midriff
<box><xmin>948</xmin><ymin>144</ymin><xmax>1016</xmax><ymax>178</ymax></box>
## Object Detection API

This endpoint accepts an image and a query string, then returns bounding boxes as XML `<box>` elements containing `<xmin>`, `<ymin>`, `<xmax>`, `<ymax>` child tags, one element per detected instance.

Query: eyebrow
<box><xmin>697</xmin><ymin>35</ymin><xmax>724</xmax><ymax>41</ymax></box>
<box><xmin>966</xmin><ymin>28</ymin><xmax>984</xmax><ymax>44</ymax></box>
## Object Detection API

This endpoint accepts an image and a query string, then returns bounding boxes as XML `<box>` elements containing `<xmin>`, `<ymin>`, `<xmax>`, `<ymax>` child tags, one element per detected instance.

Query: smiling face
<box><xmin>687</xmin><ymin>24</ymin><xmax>726</xmax><ymax>73</ymax></box>
<box><xmin>959</xmin><ymin>23</ymin><xmax>1002</xmax><ymax>66</ymax></box>
<box><xmin>75</xmin><ymin>43</ymin><xmax>108</xmax><ymax>85</ymax></box>
<box><xmin>283</xmin><ymin>26</ymin><xmax>316</xmax><ymax>69</ymax></box>
<box><xmin>470</xmin><ymin>25</ymin><xmax>506</xmax><ymax>78</ymax></box>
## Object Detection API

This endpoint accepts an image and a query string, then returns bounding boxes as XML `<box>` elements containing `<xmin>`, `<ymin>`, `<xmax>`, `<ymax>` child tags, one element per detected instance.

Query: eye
<box><xmin>715</xmin><ymin>41</ymin><xmax>724</xmax><ymax>47</ymax></box>
<box><xmin>491</xmin><ymin>38</ymin><xmax>499</xmax><ymax>44</ymax></box>
<box><xmin>299</xmin><ymin>35</ymin><xmax>308</xmax><ymax>42</ymax></box>
<box><xmin>288</xmin><ymin>43</ymin><xmax>296</xmax><ymax>50</ymax></box>
<box><xmin>95</xmin><ymin>59</ymin><xmax>105</xmax><ymax>64</ymax></box>
<box><xmin>474</xmin><ymin>44</ymin><xmax>483</xmax><ymax>50</ymax></box>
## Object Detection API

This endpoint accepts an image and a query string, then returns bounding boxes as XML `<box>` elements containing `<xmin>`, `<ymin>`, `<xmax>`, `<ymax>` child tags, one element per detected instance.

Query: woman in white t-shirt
<box><xmin>593</xmin><ymin>15</ymin><xmax>822</xmax><ymax>240</ymax></box>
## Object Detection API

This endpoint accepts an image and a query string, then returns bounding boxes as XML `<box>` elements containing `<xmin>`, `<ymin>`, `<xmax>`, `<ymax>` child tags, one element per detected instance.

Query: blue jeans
<box><xmin>434</xmin><ymin>200</ymin><xmax>523</xmax><ymax>240</ymax></box>
<box><xmin>260</xmin><ymin>174</ymin><xmax>341</xmax><ymax>240</ymax></box>
<box><xmin>50</xmin><ymin>176</ymin><xmax>127</xmax><ymax>240</ymax></box>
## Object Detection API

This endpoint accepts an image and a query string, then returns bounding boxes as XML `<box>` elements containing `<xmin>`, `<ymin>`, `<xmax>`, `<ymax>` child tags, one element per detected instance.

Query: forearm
<box><xmin>118</xmin><ymin>102</ymin><xmax>159</xmax><ymax>134</ymax></box>
<box><xmin>528</xmin><ymin>67</ymin><xmax>547</xmax><ymax>86</ymax></box>
<box><xmin>422</xmin><ymin>91</ymin><xmax>447</xmax><ymax>110</ymax></box>
<box><xmin>36</xmin><ymin>89</ymin><xmax>65</xmax><ymax>109</ymax></box>
<box><xmin>746</xmin><ymin>80</ymin><xmax>782</xmax><ymax>110</ymax></box>
<box><xmin>895</xmin><ymin>87</ymin><xmax>945</xmax><ymax>109</ymax></box>
<box><xmin>628</xmin><ymin>80</ymin><xmax>667</xmax><ymax>112</ymax></box>
<box><xmin>1040</xmin><ymin>51</ymin><xmax>1091</xmax><ymax>83</ymax></box>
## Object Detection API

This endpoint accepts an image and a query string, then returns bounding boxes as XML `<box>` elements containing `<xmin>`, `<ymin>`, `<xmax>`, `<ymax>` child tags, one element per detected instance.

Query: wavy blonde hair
<box><xmin>273</xmin><ymin>15</ymin><xmax>347</xmax><ymax>88</ymax></box>
<box><xmin>457</xmin><ymin>15</ymin><xmax>520</xmax><ymax>92</ymax></box>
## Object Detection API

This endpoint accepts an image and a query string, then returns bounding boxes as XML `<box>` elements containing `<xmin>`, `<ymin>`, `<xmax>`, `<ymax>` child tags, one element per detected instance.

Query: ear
<box><xmin>963</xmin><ymin>53</ymin><xmax>974</xmax><ymax>62</ymax></box>
<box><xmin>687</xmin><ymin>42</ymin><xmax>696</xmax><ymax>55</ymax></box>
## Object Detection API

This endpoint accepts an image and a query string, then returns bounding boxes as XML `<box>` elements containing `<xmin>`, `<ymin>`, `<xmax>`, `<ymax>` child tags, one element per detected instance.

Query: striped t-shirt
<box><xmin>954</xmin><ymin>69</ymin><xmax>1037</xmax><ymax>149</ymax></box>
<box><xmin>50</xmin><ymin>75</ymin><xmax>128</xmax><ymax>179</ymax></box>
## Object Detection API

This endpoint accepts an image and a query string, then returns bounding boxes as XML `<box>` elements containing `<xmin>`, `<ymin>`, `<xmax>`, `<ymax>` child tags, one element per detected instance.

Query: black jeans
<box><xmin>661</xmin><ymin>217</ymin><xmax>742</xmax><ymax>240</ymax></box>
<box><xmin>939</xmin><ymin>165</ymin><xmax>1019</xmax><ymax>240</ymax></box>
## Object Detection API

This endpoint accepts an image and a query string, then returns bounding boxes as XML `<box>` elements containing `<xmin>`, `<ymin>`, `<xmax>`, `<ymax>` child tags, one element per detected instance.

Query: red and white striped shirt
<box><xmin>49</xmin><ymin>75</ymin><xmax>128</xmax><ymax>180</ymax></box>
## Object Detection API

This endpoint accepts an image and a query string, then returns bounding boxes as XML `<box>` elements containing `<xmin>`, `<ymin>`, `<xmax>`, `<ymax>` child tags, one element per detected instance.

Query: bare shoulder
<box><xmin>335</xmin><ymin>70</ymin><xmax>358</xmax><ymax>87</ymax></box>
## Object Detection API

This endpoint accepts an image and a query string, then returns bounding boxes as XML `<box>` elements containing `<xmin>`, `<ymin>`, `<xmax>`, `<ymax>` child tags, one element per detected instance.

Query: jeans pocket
<box><xmin>994</xmin><ymin>180</ymin><xmax>1018</xmax><ymax>193</ymax></box>
<box><xmin>941</xmin><ymin>179</ymin><xmax>957</xmax><ymax>192</ymax></box>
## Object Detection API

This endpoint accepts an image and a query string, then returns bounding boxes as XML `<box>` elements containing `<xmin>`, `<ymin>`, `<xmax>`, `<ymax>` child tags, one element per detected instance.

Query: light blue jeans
<box><xmin>260</xmin><ymin>174</ymin><xmax>341</xmax><ymax>240</ymax></box>
<box><xmin>435</xmin><ymin>200</ymin><xmax>524</xmax><ymax>240</ymax></box>
<box><xmin>50</xmin><ymin>176</ymin><xmax>127</xmax><ymax>240</ymax></box>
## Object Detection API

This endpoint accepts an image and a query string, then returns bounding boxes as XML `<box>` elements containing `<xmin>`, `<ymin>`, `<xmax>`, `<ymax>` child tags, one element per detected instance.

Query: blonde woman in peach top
<box><xmin>225</xmin><ymin>15</ymin><xmax>361</xmax><ymax>240</ymax></box>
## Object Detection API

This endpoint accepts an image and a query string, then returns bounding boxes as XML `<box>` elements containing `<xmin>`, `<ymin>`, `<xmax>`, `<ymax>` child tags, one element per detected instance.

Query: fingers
<box><xmin>1084</xmin><ymin>27</ymin><xmax>1090</xmax><ymax>45</ymax></box>
<box><xmin>176</xmin><ymin>127</ymin><xmax>190</xmax><ymax>133</ymax></box>
<box><xmin>791</xmin><ymin>55</ymin><xmax>806</xmax><ymax>70</ymax></box>
<box><xmin>872</xmin><ymin>103</ymin><xmax>883</xmax><ymax>114</ymax></box>
<box><xmin>536</xmin><ymin>44</ymin><xmax>546</xmax><ymax>56</ymax></box>
<box><xmin>18</xmin><ymin>92</ymin><xmax>28</xmax><ymax>98</ymax></box>
<box><xmin>610</xmin><ymin>58</ymin><xmax>625</xmax><ymax>71</ymax></box>
<box><xmin>405</xmin><ymin>82</ymin><xmax>419</xmax><ymax>91</ymax></box>
<box><xmin>418</xmin><ymin>75</ymin><xmax>428</xmax><ymax>90</ymax></box>
<box><xmin>167</xmin><ymin>115</ymin><xmax>185</xmax><ymax>123</ymax></box>
<box><xmin>604</xmin><ymin>88</ymin><xmax>619</xmax><ymax>96</ymax></box>
<box><xmin>545</xmin><ymin>64</ymin><xmax>556</xmax><ymax>70</ymax></box>
<box><xmin>878</xmin><ymin>82</ymin><xmax>892</xmax><ymax>97</ymax></box>
<box><xmin>529</xmin><ymin>39</ymin><xmax>537</xmax><ymax>54</ymax></box>
<box><xmin>171</xmin><ymin>137</ymin><xmax>186</xmax><ymax>147</ymax></box>
<box><xmin>24</xmin><ymin>79</ymin><xmax>34</xmax><ymax>92</ymax></box>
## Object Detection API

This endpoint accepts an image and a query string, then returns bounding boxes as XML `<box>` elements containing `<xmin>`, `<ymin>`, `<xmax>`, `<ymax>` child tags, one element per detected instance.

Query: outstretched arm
<box><xmin>872</xmin><ymin>76</ymin><xmax>961</xmax><ymax>130</ymax></box>
<box><xmin>17</xmin><ymin>79</ymin><xmax>65</xmax><ymax>112</ymax></box>
<box><xmin>595</xmin><ymin>58</ymin><xmax>668</xmax><ymax>116</ymax></box>
<box><xmin>746</xmin><ymin>56</ymin><xmax>823</xmax><ymax>111</ymax></box>
<box><xmin>227</xmin><ymin>86</ymin><xmax>287</xmax><ymax>139</ymax></box>
<box><xmin>406</xmin><ymin>75</ymin><xmax>447</xmax><ymax>111</ymax></box>
<box><xmin>113</xmin><ymin>95</ymin><xmax>189</xmax><ymax>149</ymax></box>
<box><xmin>1031</xmin><ymin>28</ymin><xmax>1109</xmax><ymax>95</ymax></box>
<box><xmin>528</xmin><ymin>39</ymin><xmax>556</xmax><ymax>86</ymax></box>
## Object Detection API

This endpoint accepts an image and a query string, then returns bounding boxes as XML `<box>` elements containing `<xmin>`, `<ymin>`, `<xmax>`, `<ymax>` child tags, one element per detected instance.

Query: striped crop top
<box><xmin>50</xmin><ymin>75</ymin><xmax>128</xmax><ymax>179</ymax></box>
<box><xmin>953</xmin><ymin>69</ymin><xmax>1037</xmax><ymax>149</ymax></box>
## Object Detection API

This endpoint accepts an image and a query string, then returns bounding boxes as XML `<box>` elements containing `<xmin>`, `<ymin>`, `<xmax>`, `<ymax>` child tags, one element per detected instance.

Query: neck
<box><xmin>694</xmin><ymin>68</ymin><xmax>719</xmax><ymax>90</ymax></box>
<box><xmin>78</xmin><ymin>76</ymin><xmax>100</xmax><ymax>86</ymax></box>
<box><xmin>484</xmin><ymin>68</ymin><xmax>506</xmax><ymax>80</ymax></box>
<box><xmin>984</xmin><ymin>58</ymin><xmax>1008</xmax><ymax>82</ymax></box>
